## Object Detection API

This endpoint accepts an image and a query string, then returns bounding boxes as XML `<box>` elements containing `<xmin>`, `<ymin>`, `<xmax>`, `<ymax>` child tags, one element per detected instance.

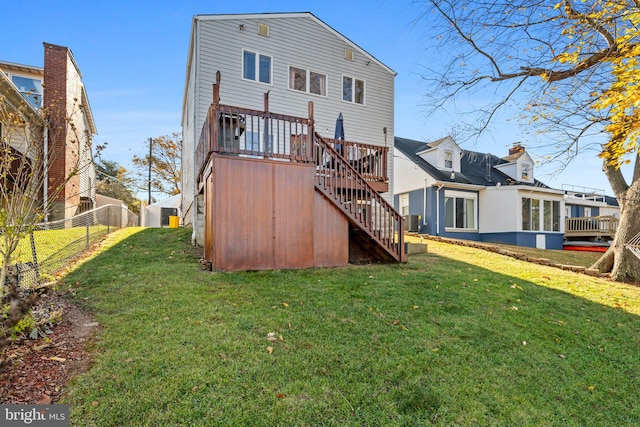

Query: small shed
<box><xmin>144</xmin><ymin>194</ymin><xmax>181</xmax><ymax>227</ymax></box>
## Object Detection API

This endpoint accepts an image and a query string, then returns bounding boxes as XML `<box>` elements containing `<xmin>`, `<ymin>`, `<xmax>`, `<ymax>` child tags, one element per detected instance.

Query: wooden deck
<box><xmin>196</xmin><ymin>78</ymin><xmax>404</xmax><ymax>271</ymax></box>
<box><xmin>565</xmin><ymin>216</ymin><xmax>618</xmax><ymax>240</ymax></box>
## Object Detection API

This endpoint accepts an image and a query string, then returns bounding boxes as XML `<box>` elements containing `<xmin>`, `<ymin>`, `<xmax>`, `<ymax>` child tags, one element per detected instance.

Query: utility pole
<box><xmin>148</xmin><ymin>137</ymin><xmax>152</xmax><ymax>205</ymax></box>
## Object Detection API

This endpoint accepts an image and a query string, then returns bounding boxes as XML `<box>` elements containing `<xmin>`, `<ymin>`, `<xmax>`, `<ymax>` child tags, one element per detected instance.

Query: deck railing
<box><xmin>565</xmin><ymin>216</ymin><xmax>618</xmax><ymax>237</ymax></box>
<box><xmin>323</xmin><ymin>138</ymin><xmax>388</xmax><ymax>184</ymax></box>
<box><xmin>314</xmin><ymin>133</ymin><xmax>404</xmax><ymax>262</ymax></box>
<box><xmin>195</xmin><ymin>102</ymin><xmax>314</xmax><ymax>180</ymax></box>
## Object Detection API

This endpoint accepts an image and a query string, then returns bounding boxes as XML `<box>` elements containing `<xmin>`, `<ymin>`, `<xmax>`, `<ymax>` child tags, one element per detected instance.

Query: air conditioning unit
<box><xmin>404</xmin><ymin>215</ymin><xmax>420</xmax><ymax>232</ymax></box>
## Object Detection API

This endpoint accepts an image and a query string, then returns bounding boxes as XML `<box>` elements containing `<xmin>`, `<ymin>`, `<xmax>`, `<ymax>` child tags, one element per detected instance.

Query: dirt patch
<box><xmin>0</xmin><ymin>292</ymin><xmax>97</xmax><ymax>404</ymax></box>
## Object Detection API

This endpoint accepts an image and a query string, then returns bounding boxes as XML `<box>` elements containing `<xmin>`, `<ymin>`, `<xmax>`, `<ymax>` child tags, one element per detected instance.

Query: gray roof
<box><xmin>395</xmin><ymin>136</ymin><xmax>550</xmax><ymax>188</ymax></box>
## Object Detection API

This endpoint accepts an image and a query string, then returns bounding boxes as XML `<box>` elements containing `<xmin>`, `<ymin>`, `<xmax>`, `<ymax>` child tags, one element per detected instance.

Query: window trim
<box><xmin>444</xmin><ymin>150</ymin><xmax>454</xmax><ymax>170</ymax></box>
<box><xmin>399</xmin><ymin>194</ymin><xmax>409</xmax><ymax>216</ymax></box>
<box><xmin>522</xmin><ymin>197</ymin><xmax>560</xmax><ymax>232</ymax></box>
<box><xmin>8</xmin><ymin>73</ymin><xmax>43</xmax><ymax>109</ymax></box>
<box><xmin>241</xmin><ymin>49</ymin><xmax>273</xmax><ymax>85</ymax></box>
<box><xmin>288</xmin><ymin>65</ymin><xmax>328</xmax><ymax>97</ymax></box>
<box><xmin>341</xmin><ymin>75</ymin><xmax>366</xmax><ymax>105</ymax></box>
<box><xmin>444</xmin><ymin>190</ymin><xmax>477</xmax><ymax>232</ymax></box>
<box><xmin>521</xmin><ymin>162</ymin><xmax>532</xmax><ymax>181</ymax></box>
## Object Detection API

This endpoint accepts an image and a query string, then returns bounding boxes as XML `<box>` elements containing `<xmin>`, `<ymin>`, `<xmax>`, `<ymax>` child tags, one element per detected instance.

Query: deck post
<box><xmin>211</xmin><ymin>71</ymin><xmax>221</xmax><ymax>153</ymax></box>
<box><xmin>264</xmin><ymin>92</ymin><xmax>270</xmax><ymax>156</ymax></box>
<box><xmin>308</xmin><ymin>101</ymin><xmax>314</xmax><ymax>162</ymax></box>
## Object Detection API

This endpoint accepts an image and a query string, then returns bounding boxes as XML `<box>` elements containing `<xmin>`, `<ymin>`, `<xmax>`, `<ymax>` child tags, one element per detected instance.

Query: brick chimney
<box><xmin>509</xmin><ymin>143</ymin><xmax>525</xmax><ymax>156</ymax></box>
<box><xmin>43</xmin><ymin>43</ymin><xmax>81</xmax><ymax>220</ymax></box>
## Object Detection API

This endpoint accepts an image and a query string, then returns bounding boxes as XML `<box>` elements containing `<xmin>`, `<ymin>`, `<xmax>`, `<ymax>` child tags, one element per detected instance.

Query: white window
<box><xmin>584</xmin><ymin>207</ymin><xmax>592</xmax><ymax>217</ymax></box>
<box><xmin>444</xmin><ymin>151</ymin><xmax>453</xmax><ymax>169</ymax></box>
<box><xmin>244</xmin><ymin>130</ymin><xmax>273</xmax><ymax>153</ymax></box>
<box><xmin>523</xmin><ymin>197</ymin><xmax>559</xmax><ymax>231</ymax></box>
<box><xmin>543</xmin><ymin>200</ymin><xmax>560</xmax><ymax>231</ymax></box>
<box><xmin>399</xmin><ymin>194</ymin><xmax>409</xmax><ymax>216</ymax></box>
<box><xmin>444</xmin><ymin>191</ymin><xmax>477</xmax><ymax>230</ymax></box>
<box><xmin>521</xmin><ymin>163</ymin><xmax>531</xmax><ymax>180</ymax></box>
<box><xmin>243</xmin><ymin>50</ymin><xmax>272</xmax><ymax>84</ymax></box>
<box><xmin>289</xmin><ymin>66</ymin><xmax>326</xmax><ymax>96</ymax></box>
<box><xmin>11</xmin><ymin>75</ymin><xmax>43</xmax><ymax>108</ymax></box>
<box><xmin>342</xmin><ymin>76</ymin><xmax>365</xmax><ymax>104</ymax></box>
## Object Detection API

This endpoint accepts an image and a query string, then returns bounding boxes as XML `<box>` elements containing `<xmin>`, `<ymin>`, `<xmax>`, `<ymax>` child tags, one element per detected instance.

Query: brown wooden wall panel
<box><xmin>313</xmin><ymin>191</ymin><xmax>349</xmax><ymax>267</ymax></box>
<box><xmin>273</xmin><ymin>164</ymin><xmax>315</xmax><ymax>269</ymax></box>
<box><xmin>206</xmin><ymin>156</ymin><xmax>339</xmax><ymax>271</ymax></box>
<box><xmin>213</xmin><ymin>157</ymin><xmax>274</xmax><ymax>271</ymax></box>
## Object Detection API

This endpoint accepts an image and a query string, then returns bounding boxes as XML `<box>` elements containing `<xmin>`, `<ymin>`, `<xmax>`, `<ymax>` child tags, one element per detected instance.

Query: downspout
<box><xmin>43</xmin><ymin>126</ymin><xmax>49</xmax><ymax>222</ymax></box>
<box><xmin>423</xmin><ymin>179</ymin><xmax>428</xmax><ymax>232</ymax></box>
<box><xmin>191</xmin><ymin>18</ymin><xmax>199</xmax><ymax>246</ymax></box>
<box><xmin>435</xmin><ymin>184</ymin><xmax>444</xmax><ymax>236</ymax></box>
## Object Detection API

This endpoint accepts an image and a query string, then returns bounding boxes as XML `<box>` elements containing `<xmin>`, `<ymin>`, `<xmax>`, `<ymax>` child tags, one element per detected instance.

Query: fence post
<box><xmin>107</xmin><ymin>205</ymin><xmax>111</xmax><ymax>234</ymax></box>
<box><xmin>29</xmin><ymin>232</ymin><xmax>40</xmax><ymax>281</ymax></box>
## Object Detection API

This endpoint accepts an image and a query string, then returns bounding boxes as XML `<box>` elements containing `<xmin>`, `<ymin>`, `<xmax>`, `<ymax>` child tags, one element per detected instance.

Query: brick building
<box><xmin>0</xmin><ymin>43</ymin><xmax>97</xmax><ymax>221</ymax></box>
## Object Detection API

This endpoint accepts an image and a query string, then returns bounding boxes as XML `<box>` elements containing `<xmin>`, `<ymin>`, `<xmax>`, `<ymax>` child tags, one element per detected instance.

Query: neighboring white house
<box><xmin>143</xmin><ymin>194</ymin><xmax>181</xmax><ymax>228</ymax></box>
<box><xmin>563</xmin><ymin>184</ymin><xmax>620</xmax><ymax>219</ymax></box>
<box><xmin>181</xmin><ymin>12</ymin><xmax>397</xmax><ymax>232</ymax></box>
<box><xmin>394</xmin><ymin>137</ymin><xmax>566</xmax><ymax>250</ymax></box>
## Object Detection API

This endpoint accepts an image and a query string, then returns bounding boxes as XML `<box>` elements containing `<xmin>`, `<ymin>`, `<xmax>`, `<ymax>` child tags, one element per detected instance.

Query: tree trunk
<box><xmin>592</xmin><ymin>159</ymin><xmax>640</xmax><ymax>282</ymax></box>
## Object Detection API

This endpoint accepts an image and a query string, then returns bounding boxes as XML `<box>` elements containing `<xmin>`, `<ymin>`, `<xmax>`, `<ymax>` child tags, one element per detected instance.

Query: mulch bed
<box><xmin>0</xmin><ymin>292</ymin><xmax>96</xmax><ymax>404</ymax></box>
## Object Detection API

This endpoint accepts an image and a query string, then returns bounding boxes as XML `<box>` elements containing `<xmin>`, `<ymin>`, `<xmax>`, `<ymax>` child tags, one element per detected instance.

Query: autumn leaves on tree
<box><xmin>424</xmin><ymin>0</ymin><xmax>640</xmax><ymax>281</ymax></box>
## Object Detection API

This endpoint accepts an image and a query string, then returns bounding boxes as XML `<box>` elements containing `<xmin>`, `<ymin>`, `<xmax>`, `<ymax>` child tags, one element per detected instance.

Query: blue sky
<box><xmin>2</xmin><ymin>0</ymin><xmax>624</xmax><ymax>195</ymax></box>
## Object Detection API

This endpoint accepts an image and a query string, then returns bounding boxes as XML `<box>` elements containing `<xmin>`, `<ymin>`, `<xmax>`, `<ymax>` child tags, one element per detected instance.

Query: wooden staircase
<box><xmin>313</xmin><ymin>133</ymin><xmax>405</xmax><ymax>263</ymax></box>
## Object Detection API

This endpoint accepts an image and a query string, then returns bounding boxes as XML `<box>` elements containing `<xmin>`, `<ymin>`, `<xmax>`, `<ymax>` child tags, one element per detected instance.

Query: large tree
<box><xmin>131</xmin><ymin>132</ymin><xmax>181</xmax><ymax>201</ymax></box>
<box><xmin>95</xmin><ymin>158</ymin><xmax>141</xmax><ymax>215</ymax></box>
<box><xmin>422</xmin><ymin>0</ymin><xmax>640</xmax><ymax>282</ymax></box>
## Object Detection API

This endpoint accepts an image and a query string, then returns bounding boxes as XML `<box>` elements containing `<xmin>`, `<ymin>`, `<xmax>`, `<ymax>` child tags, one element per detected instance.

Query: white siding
<box><xmin>481</xmin><ymin>186</ymin><xmax>564</xmax><ymax>233</ymax></box>
<box><xmin>479</xmin><ymin>187</ymin><xmax>519</xmax><ymax>233</ymax></box>
<box><xmin>65</xmin><ymin>54</ymin><xmax>96</xmax><ymax>202</ymax></box>
<box><xmin>394</xmin><ymin>149</ymin><xmax>432</xmax><ymax>194</ymax></box>
<box><xmin>182</xmin><ymin>13</ymin><xmax>396</xmax><ymax>216</ymax></box>
<box><xmin>181</xmin><ymin>40</ymin><xmax>198</xmax><ymax>223</ymax></box>
<box><xmin>495</xmin><ymin>162</ymin><xmax>518</xmax><ymax>181</ymax></box>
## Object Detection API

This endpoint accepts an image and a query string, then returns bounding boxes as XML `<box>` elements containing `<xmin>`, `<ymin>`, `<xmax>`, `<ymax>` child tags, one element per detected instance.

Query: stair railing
<box><xmin>314</xmin><ymin>132</ymin><xmax>405</xmax><ymax>262</ymax></box>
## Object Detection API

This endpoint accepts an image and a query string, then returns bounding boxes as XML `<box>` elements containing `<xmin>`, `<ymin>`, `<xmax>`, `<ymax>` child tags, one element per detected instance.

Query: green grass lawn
<box><xmin>12</xmin><ymin>225</ymin><xmax>110</xmax><ymax>270</ymax></box>
<box><xmin>61</xmin><ymin>228</ymin><xmax>640</xmax><ymax>426</ymax></box>
<box><xmin>406</xmin><ymin>235</ymin><xmax>603</xmax><ymax>268</ymax></box>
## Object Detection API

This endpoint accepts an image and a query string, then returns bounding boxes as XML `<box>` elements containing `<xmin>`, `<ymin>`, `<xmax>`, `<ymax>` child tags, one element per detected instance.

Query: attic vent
<box><xmin>258</xmin><ymin>23</ymin><xmax>270</xmax><ymax>37</ymax></box>
<box><xmin>344</xmin><ymin>49</ymin><xmax>355</xmax><ymax>61</ymax></box>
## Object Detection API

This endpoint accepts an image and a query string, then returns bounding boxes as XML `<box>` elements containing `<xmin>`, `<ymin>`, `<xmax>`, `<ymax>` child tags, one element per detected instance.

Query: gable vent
<box><xmin>258</xmin><ymin>23</ymin><xmax>270</xmax><ymax>37</ymax></box>
<box><xmin>344</xmin><ymin>49</ymin><xmax>355</xmax><ymax>61</ymax></box>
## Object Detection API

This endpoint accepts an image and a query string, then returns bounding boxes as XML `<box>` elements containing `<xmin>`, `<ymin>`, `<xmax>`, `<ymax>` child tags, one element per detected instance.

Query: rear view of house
<box><xmin>181</xmin><ymin>13</ymin><xmax>404</xmax><ymax>271</ymax></box>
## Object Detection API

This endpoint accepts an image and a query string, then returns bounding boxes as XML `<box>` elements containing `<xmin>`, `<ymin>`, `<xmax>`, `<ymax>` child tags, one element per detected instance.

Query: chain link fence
<box><xmin>12</xmin><ymin>204</ymin><xmax>139</xmax><ymax>287</ymax></box>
